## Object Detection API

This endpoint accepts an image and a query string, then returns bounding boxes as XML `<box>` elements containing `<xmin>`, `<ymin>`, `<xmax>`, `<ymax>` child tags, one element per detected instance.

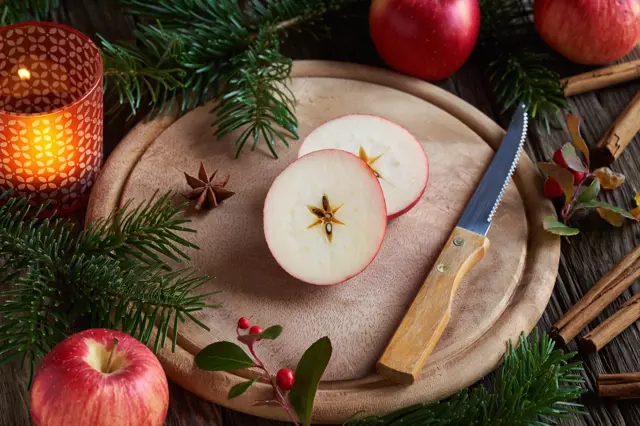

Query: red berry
<box><xmin>276</xmin><ymin>368</ymin><xmax>295</xmax><ymax>391</ymax></box>
<box><xmin>238</xmin><ymin>317</ymin><xmax>250</xmax><ymax>330</ymax></box>
<box><xmin>543</xmin><ymin>178</ymin><xmax>564</xmax><ymax>199</ymax></box>
<box><xmin>553</xmin><ymin>149</ymin><xmax>568</xmax><ymax>168</ymax></box>
<box><xmin>249</xmin><ymin>325</ymin><xmax>263</xmax><ymax>335</ymax></box>
<box><xmin>572</xmin><ymin>170</ymin><xmax>586</xmax><ymax>185</ymax></box>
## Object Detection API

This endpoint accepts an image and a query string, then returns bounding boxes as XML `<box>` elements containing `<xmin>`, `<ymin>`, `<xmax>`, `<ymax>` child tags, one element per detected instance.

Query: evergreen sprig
<box><xmin>478</xmin><ymin>0</ymin><xmax>566</xmax><ymax>127</ymax></box>
<box><xmin>0</xmin><ymin>190</ymin><xmax>219</xmax><ymax>382</ymax></box>
<box><xmin>345</xmin><ymin>330</ymin><xmax>585</xmax><ymax>426</ymax></box>
<box><xmin>0</xmin><ymin>0</ymin><xmax>58</xmax><ymax>25</ymax></box>
<box><xmin>101</xmin><ymin>0</ymin><xmax>355</xmax><ymax>158</ymax></box>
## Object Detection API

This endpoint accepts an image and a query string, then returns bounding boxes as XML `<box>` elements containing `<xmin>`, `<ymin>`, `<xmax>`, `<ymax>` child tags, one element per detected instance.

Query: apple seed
<box><xmin>307</xmin><ymin>195</ymin><xmax>345</xmax><ymax>243</ymax></box>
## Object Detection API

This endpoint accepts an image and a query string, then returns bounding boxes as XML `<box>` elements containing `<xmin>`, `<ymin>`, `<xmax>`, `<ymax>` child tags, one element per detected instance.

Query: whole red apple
<box><xmin>30</xmin><ymin>329</ymin><xmax>169</xmax><ymax>426</ymax></box>
<box><xmin>534</xmin><ymin>0</ymin><xmax>640</xmax><ymax>65</ymax></box>
<box><xmin>369</xmin><ymin>0</ymin><xmax>481</xmax><ymax>81</ymax></box>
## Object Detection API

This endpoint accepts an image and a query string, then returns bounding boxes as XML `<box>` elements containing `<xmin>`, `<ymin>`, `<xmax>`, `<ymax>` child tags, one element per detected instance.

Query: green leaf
<box><xmin>228</xmin><ymin>378</ymin><xmax>258</xmax><ymax>399</ymax></box>
<box><xmin>237</xmin><ymin>325</ymin><xmax>283</xmax><ymax>345</ymax></box>
<box><xmin>574</xmin><ymin>200</ymin><xmax>636</xmax><ymax>219</ymax></box>
<box><xmin>542</xmin><ymin>217</ymin><xmax>580</xmax><ymax>236</ymax></box>
<box><xmin>560</xmin><ymin>143</ymin><xmax>588</xmax><ymax>172</ymax></box>
<box><xmin>195</xmin><ymin>341</ymin><xmax>257</xmax><ymax>371</ymax></box>
<box><xmin>289</xmin><ymin>336</ymin><xmax>332</xmax><ymax>426</ymax></box>
<box><xmin>577</xmin><ymin>179</ymin><xmax>600</xmax><ymax>202</ymax></box>
<box><xmin>259</xmin><ymin>325</ymin><xmax>283</xmax><ymax>340</ymax></box>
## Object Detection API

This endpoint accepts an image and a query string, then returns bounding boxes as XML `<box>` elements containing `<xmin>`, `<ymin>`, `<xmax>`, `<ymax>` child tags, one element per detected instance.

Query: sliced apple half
<box><xmin>264</xmin><ymin>149</ymin><xmax>387</xmax><ymax>286</ymax></box>
<box><xmin>299</xmin><ymin>114</ymin><xmax>429</xmax><ymax>219</ymax></box>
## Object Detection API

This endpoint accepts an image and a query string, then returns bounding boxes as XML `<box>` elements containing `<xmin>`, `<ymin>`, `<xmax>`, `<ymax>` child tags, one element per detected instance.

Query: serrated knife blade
<box><xmin>457</xmin><ymin>102</ymin><xmax>528</xmax><ymax>236</ymax></box>
<box><xmin>376</xmin><ymin>102</ymin><xmax>529</xmax><ymax>385</ymax></box>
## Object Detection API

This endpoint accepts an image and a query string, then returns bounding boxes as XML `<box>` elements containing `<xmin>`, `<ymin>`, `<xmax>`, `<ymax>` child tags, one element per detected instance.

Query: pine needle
<box><xmin>478</xmin><ymin>0</ymin><xmax>566</xmax><ymax>127</ymax></box>
<box><xmin>0</xmin><ymin>190</ymin><xmax>219</xmax><ymax>380</ymax></box>
<box><xmin>344</xmin><ymin>330</ymin><xmax>586</xmax><ymax>425</ymax></box>
<box><xmin>100</xmin><ymin>0</ymin><xmax>357</xmax><ymax>158</ymax></box>
<box><xmin>0</xmin><ymin>0</ymin><xmax>58</xmax><ymax>25</ymax></box>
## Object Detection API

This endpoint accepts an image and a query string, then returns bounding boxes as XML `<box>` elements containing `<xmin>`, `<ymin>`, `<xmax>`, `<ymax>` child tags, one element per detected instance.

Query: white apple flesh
<box><xmin>299</xmin><ymin>114</ymin><xmax>429</xmax><ymax>219</ymax></box>
<box><xmin>30</xmin><ymin>329</ymin><xmax>169</xmax><ymax>426</ymax></box>
<box><xmin>264</xmin><ymin>149</ymin><xmax>387</xmax><ymax>286</ymax></box>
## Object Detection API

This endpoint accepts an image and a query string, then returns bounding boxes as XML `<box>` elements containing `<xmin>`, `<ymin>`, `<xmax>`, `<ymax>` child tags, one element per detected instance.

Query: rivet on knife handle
<box><xmin>376</xmin><ymin>227</ymin><xmax>489</xmax><ymax>384</ymax></box>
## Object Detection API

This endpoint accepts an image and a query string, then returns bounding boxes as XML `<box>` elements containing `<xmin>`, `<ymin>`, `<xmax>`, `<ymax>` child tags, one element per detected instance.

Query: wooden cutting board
<box><xmin>86</xmin><ymin>60</ymin><xmax>560</xmax><ymax>424</ymax></box>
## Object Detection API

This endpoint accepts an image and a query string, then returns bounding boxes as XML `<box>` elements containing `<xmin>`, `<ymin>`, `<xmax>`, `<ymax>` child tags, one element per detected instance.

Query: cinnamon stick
<box><xmin>550</xmin><ymin>245</ymin><xmax>640</xmax><ymax>346</ymax></box>
<box><xmin>592</xmin><ymin>91</ymin><xmax>640</xmax><ymax>165</ymax></box>
<box><xmin>597</xmin><ymin>373</ymin><xmax>640</xmax><ymax>399</ymax></box>
<box><xmin>580</xmin><ymin>292</ymin><xmax>640</xmax><ymax>353</ymax></box>
<box><xmin>562</xmin><ymin>60</ymin><xmax>640</xmax><ymax>97</ymax></box>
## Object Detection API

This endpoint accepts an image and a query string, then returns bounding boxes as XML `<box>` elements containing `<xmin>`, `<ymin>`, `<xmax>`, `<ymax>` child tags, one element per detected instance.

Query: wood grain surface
<box><xmin>84</xmin><ymin>63</ymin><xmax>559</xmax><ymax>422</ymax></box>
<box><xmin>1</xmin><ymin>1</ymin><xmax>639</xmax><ymax>425</ymax></box>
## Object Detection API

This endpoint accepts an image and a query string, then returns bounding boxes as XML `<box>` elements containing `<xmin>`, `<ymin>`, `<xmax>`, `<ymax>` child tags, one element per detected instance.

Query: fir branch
<box><xmin>101</xmin><ymin>27</ymin><xmax>188</xmax><ymax>119</ymax></box>
<box><xmin>487</xmin><ymin>50</ymin><xmax>566</xmax><ymax>122</ymax></box>
<box><xmin>0</xmin><ymin>193</ymin><xmax>75</xmax><ymax>266</ymax></box>
<box><xmin>345</xmin><ymin>330</ymin><xmax>586</xmax><ymax>426</ymax></box>
<box><xmin>79</xmin><ymin>191</ymin><xmax>198</xmax><ymax>267</ymax></box>
<box><xmin>212</xmin><ymin>37</ymin><xmax>296</xmax><ymax>158</ymax></box>
<box><xmin>0</xmin><ymin>190</ymin><xmax>218</xmax><ymax>378</ymax></box>
<box><xmin>65</xmin><ymin>255</ymin><xmax>219</xmax><ymax>353</ymax></box>
<box><xmin>0</xmin><ymin>0</ymin><xmax>58</xmax><ymax>25</ymax></box>
<box><xmin>0</xmin><ymin>267</ymin><xmax>68</xmax><ymax>385</ymax></box>
<box><xmin>478</xmin><ymin>0</ymin><xmax>566</xmax><ymax>126</ymax></box>
<box><xmin>250</xmin><ymin>0</ymin><xmax>354</xmax><ymax>32</ymax></box>
<box><xmin>101</xmin><ymin>0</ymin><xmax>357</xmax><ymax>158</ymax></box>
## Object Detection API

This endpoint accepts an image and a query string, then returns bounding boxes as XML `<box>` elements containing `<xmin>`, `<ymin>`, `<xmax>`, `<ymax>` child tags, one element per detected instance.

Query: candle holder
<box><xmin>0</xmin><ymin>22</ymin><xmax>103</xmax><ymax>216</ymax></box>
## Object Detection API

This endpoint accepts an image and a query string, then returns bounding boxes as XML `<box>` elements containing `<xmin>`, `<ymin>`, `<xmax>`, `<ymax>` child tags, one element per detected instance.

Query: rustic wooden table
<box><xmin>1</xmin><ymin>2</ymin><xmax>639</xmax><ymax>425</ymax></box>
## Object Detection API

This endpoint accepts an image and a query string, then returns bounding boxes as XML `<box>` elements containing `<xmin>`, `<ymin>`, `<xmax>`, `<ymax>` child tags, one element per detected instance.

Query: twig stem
<box><xmin>106</xmin><ymin>338</ymin><xmax>119</xmax><ymax>373</ymax></box>
<box><xmin>248</xmin><ymin>342</ymin><xmax>300</xmax><ymax>426</ymax></box>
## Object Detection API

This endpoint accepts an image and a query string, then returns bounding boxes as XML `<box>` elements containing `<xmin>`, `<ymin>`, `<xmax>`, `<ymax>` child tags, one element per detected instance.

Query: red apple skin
<box><xmin>387</xmin><ymin>186</ymin><xmax>426</xmax><ymax>220</ymax></box>
<box><xmin>299</xmin><ymin>113</ymin><xmax>430</xmax><ymax>220</ymax></box>
<box><xmin>30</xmin><ymin>329</ymin><xmax>169</xmax><ymax>426</ymax></box>
<box><xmin>534</xmin><ymin>0</ymin><xmax>640</xmax><ymax>65</ymax></box>
<box><xmin>369</xmin><ymin>0</ymin><xmax>481</xmax><ymax>81</ymax></box>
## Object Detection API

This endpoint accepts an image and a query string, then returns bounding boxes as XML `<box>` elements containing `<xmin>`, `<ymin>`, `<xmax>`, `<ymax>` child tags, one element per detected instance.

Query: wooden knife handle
<box><xmin>376</xmin><ymin>226</ymin><xmax>490</xmax><ymax>385</ymax></box>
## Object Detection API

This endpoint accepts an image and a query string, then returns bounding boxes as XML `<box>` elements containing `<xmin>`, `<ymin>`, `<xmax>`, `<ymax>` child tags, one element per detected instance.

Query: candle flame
<box><xmin>17</xmin><ymin>68</ymin><xmax>31</xmax><ymax>81</ymax></box>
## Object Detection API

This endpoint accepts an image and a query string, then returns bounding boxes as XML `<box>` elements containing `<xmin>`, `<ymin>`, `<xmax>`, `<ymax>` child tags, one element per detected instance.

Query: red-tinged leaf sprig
<box><xmin>195</xmin><ymin>318</ymin><xmax>332</xmax><ymax>426</ymax></box>
<box><xmin>236</xmin><ymin>322</ymin><xmax>299</xmax><ymax>424</ymax></box>
<box><xmin>538</xmin><ymin>114</ymin><xmax>635</xmax><ymax>236</ymax></box>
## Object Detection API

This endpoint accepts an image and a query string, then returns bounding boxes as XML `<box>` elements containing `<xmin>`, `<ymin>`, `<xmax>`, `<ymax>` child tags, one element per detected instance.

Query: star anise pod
<box><xmin>184</xmin><ymin>162</ymin><xmax>235</xmax><ymax>210</ymax></box>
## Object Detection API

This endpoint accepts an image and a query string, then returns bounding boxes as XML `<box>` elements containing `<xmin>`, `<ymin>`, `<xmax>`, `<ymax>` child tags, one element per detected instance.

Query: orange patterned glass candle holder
<box><xmin>0</xmin><ymin>22</ymin><xmax>103</xmax><ymax>215</ymax></box>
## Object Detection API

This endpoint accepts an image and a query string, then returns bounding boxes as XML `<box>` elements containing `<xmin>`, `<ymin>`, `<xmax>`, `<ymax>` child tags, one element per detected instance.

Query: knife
<box><xmin>376</xmin><ymin>103</ymin><xmax>529</xmax><ymax>385</ymax></box>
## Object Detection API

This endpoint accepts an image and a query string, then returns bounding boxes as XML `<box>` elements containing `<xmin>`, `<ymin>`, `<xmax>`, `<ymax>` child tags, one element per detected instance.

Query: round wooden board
<box><xmin>87</xmin><ymin>61</ymin><xmax>560</xmax><ymax>424</ymax></box>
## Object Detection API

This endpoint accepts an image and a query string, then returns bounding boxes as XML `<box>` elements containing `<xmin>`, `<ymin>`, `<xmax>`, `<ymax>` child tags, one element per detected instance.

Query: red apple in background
<box><xmin>30</xmin><ymin>329</ymin><xmax>169</xmax><ymax>426</ymax></box>
<box><xmin>369</xmin><ymin>0</ymin><xmax>481</xmax><ymax>81</ymax></box>
<box><xmin>534</xmin><ymin>0</ymin><xmax>640</xmax><ymax>65</ymax></box>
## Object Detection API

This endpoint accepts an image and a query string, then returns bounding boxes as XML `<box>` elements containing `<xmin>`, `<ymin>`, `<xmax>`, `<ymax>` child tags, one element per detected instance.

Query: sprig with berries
<box><xmin>539</xmin><ymin>114</ymin><xmax>636</xmax><ymax>236</ymax></box>
<box><xmin>197</xmin><ymin>324</ymin><xmax>584</xmax><ymax>425</ymax></box>
<box><xmin>195</xmin><ymin>317</ymin><xmax>331</xmax><ymax>426</ymax></box>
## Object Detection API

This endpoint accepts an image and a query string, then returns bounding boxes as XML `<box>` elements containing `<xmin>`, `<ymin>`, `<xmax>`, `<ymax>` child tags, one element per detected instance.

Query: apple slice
<box><xmin>299</xmin><ymin>114</ymin><xmax>429</xmax><ymax>219</ymax></box>
<box><xmin>264</xmin><ymin>149</ymin><xmax>387</xmax><ymax>286</ymax></box>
